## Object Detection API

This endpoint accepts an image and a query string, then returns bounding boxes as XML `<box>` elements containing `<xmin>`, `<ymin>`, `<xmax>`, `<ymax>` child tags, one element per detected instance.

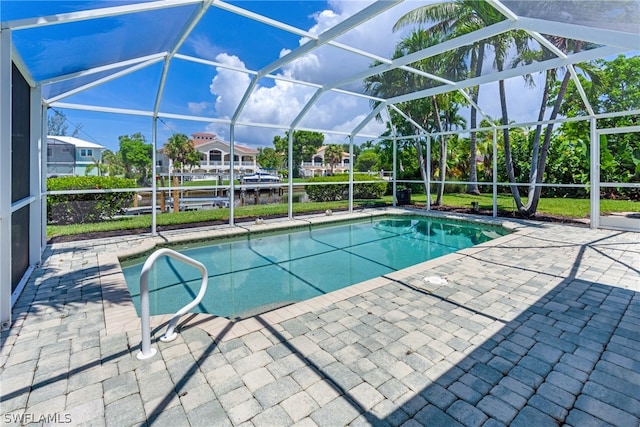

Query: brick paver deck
<box><xmin>1</xmin><ymin>209</ymin><xmax>638</xmax><ymax>426</ymax></box>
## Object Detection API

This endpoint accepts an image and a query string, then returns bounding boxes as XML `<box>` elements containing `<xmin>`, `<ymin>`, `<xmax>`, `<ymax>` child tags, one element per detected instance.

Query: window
<box><xmin>80</xmin><ymin>149</ymin><xmax>93</xmax><ymax>157</ymax></box>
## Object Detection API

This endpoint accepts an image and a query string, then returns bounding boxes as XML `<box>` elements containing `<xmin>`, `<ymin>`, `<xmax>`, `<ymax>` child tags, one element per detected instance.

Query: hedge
<box><xmin>47</xmin><ymin>176</ymin><xmax>136</xmax><ymax>224</ymax></box>
<box><xmin>305</xmin><ymin>174</ymin><xmax>387</xmax><ymax>202</ymax></box>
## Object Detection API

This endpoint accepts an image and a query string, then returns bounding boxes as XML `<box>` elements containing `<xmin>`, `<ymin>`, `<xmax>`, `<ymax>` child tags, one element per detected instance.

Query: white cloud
<box><xmin>206</xmin><ymin>53</ymin><xmax>316</xmax><ymax>145</ymax></box>
<box><xmin>204</xmin><ymin>1</ymin><xmax>417</xmax><ymax>148</ymax></box>
<box><xmin>472</xmin><ymin>75</ymin><xmax>548</xmax><ymax>126</ymax></box>
<box><xmin>308</xmin><ymin>8</ymin><xmax>343</xmax><ymax>36</ymax></box>
<box><xmin>206</xmin><ymin>53</ymin><xmax>383</xmax><ymax>147</ymax></box>
<box><xmin>208</xmin><ymin>53</ymin><xmax>253</xmax><ymax>118</ymax></box>
<box><xmin>188</xmin><ymin>34</ymin><xmax>224</xmax><ymax>61</ymax></box>
<box><xmin>281</xmin><ymin>1</ymin><xmax>416</xmax><ymax>87</ymax></box>
<box><xmin>203</xmin><ymin>1</ymin><xmax>546</xmax><ymax>148</ymax></box>
<box><xmin>187</xmin><ymin>101</ymin><xmax>213</xmax><ymax>115</ymax></box>
<box><xmin>330</xmin><ymin>112</ymin><xmax>387</xmax><ymax>141</ymax></box>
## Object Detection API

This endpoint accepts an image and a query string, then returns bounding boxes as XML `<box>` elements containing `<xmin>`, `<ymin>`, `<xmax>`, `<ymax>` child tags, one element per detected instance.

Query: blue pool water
<box><xmin>121</xmin><ymin>216</ymin><xmax>508</xmax><ymax>320</ymax></box>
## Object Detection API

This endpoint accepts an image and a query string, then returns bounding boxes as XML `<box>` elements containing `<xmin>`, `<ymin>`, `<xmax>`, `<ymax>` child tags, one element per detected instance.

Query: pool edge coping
<box><xmin>97</xmin><ymin>208</ymin><xmax>534</xmax><ymax>343</ymax></box>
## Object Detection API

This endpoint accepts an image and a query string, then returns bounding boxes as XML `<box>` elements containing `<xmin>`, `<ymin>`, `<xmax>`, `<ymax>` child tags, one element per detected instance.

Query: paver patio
<box><xmin>1</xmin><ymin>209</ymin><xmax>639</xmax><ymax>426</ymax></box>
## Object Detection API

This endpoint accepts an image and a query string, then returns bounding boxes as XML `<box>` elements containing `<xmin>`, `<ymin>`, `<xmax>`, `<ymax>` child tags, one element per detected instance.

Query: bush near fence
<box><xmin>47</xmin><ymin>176</ymin><xmax>136</xmax><ymax>224</ymax></box>
<box><xmin>305</xmin><ymin>174</ymin><xmax>387</xmax><ymax>202</ymax></box>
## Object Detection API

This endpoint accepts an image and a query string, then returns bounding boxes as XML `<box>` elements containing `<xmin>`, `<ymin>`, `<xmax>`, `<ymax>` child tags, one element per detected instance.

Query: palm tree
<box><xmin>364</xmin><ymin>52</ymin><xmax>424</xmax><ymax>187</ymax></box>
<box><xmin>365</xmin><ymin>30</ymin><xmax>466</xmax><ymax>204</ymax></box>
<box><xmin>164</xmin><ymin>133</ymin><xmax>199</xmax><ymax>174</ymax></box>
<box><xmin>432</xmin><ymin>91</ymin><xmax>466</xmax><ymax>205</ymax></box>
<box><xmin>100</xmin><ymin>149</ymin><xmax>125</xmax><ymax>176</ymax></box>
<box><xmin>164</xmin><ymin>133</ymin><xmax>201</xmax><ymax>212</ymax></box>
<box><xmin>394</xmin><ymin>0</ymin><xmax>506</xmax><ymax>195</ymax></box>
<box><xmin>475</xmin><ymin>118</ymin><xmax>502</xmax><ymax>180</ymax></box>
<box><xmin>400</xmin><ymin>31</ymin><xmax>459</xmax><ymax>206</ymax></box>
<box><xmin>506</xmin><ymin>38</ymin><xmax>597</xmax><ymax>216</ymax></box>
<box><xmin>492</xmin><ymin>28</ymin><xmax>531</xmax><ymax>205</ymax></box>
<box><xmin>85</xmin><ymin>156</ymin><xmax>107</xmax><ymax>176</ymax></box>
<box><xmin>323</xmin><ymin>145</ymin><xmax>344</xmax><ymax>175</ymax></box>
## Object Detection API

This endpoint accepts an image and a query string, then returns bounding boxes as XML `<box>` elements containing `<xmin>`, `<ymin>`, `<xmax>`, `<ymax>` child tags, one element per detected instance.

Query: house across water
<box><xmin>46</xmin><ymin>136</ymin><xmax>106</xmax><ymax>177</ymax></box>
<box><xmin>157</xmin><ymin>132</ymin><xmax>259</xmax><ymax>178</ymax></box>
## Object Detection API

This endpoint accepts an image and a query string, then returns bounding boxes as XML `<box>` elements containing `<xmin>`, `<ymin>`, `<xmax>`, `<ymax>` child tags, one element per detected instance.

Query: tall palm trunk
<box><xmin>504</xmin><ymin>71</ymin><xmax>551</xmax><ymax>214</ymax></box>
<box><xmin>503</xmin><ymin>41</ymin><xmax>582</xmax><ymax>217</ymax></box>
<box><xmin>523</xmin><ymin>41</ymin><xmax>582</xmax><ymax>216</ymax></box>
<box><xmin>404</xmin><ymin>109</ymin><xmax>431</xmax><ymax>201</ymax></box>
<box><xmin>496</xmin><ymin>56</ymin><xmax>526</xmax><ymax>209</ymax></box>
<box><xmin>499</xmin><ymin>74</ymin><xmax>525</xmax><ymax>210</ymax></box>
<box><xmin>527</xmin><ymin>76</ymin><xmax>550</xmax><ymax>198</ymax></box>
<box><xmin>504</xmin><ymin>65</ymin><xmax>576</xmax><ymax>216</ymax></box>
<box><xmin>525</xmin><ymin>70</ymin><xmax>573</xmax><ymax>214</ymax></box>
<box><xmin>431</xmin><ymin>96</ymin><xmax>447</xmax><ymax>205</ymax></box>
<box><xmin>467</xmin><ymin>44</ymin><xmax>484</xmax><ymax>195</ymax></box>
<box><xmin>502</xmin><ymin>114</ymin><xmax>520</xmax><ymax>202</ymax></box>
<box><xmin>415</xmin><ymin>139</ymin><xmax>430</xmax><ymax>199</ymax></box>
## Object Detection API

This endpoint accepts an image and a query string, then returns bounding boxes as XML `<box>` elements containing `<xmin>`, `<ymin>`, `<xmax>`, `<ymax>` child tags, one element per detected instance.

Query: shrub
<box><xmin>47</xmin><ymin>176</ymin><xmax>136</xmax><ymax>224</ymax></box>
<box><xmin>305</xmin><ymin>174</ymin><xmax>387</xmax><ymax>202</ymax></box>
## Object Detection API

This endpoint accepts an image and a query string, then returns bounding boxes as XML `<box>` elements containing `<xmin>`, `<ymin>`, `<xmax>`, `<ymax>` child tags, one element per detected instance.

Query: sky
<box><xmin>5</xmin><ymin>0</ymin><xmax>569</xmax><ymax>152</ymax></box>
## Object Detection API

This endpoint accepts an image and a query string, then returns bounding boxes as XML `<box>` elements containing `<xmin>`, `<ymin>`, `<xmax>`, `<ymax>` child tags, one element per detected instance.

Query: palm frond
<box><xmin>393</xmin><ymin>2</ymin><xmax>462</xmax><ymax>33</ymax></box>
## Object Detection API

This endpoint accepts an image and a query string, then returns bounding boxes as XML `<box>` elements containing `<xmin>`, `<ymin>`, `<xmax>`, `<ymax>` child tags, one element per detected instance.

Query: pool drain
<box><xmin>424</xmin><ymin>276</ymin><xmax>447</xmax><ymax>285</ymax></box>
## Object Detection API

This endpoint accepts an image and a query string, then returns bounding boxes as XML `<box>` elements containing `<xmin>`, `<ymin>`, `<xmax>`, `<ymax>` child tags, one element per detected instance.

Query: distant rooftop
<box><xmin>47</xmin><ymin>136</ymin><xmax>106</xmax><ymax>149</ymax></box>
<box><xmin>191</xmin><ymin>133</ymin><xmax>258</xmax><ymax>154</ymax></box>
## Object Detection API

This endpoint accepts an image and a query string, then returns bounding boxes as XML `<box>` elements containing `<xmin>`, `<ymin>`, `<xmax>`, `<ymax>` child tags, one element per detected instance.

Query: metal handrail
<box><xmin>137</xmin><ymin>248</ymin><xmax>208</xmax><ymax>360</ymax></box>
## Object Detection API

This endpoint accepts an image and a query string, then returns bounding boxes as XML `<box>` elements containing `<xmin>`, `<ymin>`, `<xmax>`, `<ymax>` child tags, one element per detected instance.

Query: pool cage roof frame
<box><xmin>4</xmin><ymin>0</ymin><xmax>638</xmax><ymax>133</ymax></box>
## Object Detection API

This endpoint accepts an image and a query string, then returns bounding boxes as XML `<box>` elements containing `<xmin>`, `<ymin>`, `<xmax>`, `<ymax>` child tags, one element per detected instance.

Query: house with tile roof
<box><xmin>157</xmin><ymin>133</ymin><xmax>259</xmax><ymax>177</ymax></box>
<box><xmin>301</xmin><ymin>145</ymin><xmax>352</xmax><ymax>177</ymax></box>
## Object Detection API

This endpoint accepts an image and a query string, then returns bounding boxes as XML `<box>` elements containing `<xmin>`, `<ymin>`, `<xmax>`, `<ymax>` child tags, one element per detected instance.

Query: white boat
<box><xmin>241</xmin><ymin>172</ymin><xmax>281</xmax><ymax>184</ymax></box>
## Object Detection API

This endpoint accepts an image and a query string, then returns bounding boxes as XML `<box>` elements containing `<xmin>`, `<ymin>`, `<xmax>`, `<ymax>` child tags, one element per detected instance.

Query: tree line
<box><xmin>360</xmin><ymin>0</ymin><xmax>639</xmax><ymax>215</ymax></box>
<box><xmin>258</xmin><ymin>1</ymin><xmax>638</xmax><ymax>215</ymax></box>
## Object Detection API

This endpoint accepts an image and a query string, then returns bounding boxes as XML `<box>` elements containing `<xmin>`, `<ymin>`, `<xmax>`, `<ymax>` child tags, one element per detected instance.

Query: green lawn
<box><xmin>46</xmin><ymin>200</ymin><xmax>383</xmax><ymax>238</ymax></box>
<box><xmin>46</xmin><ymin>194</ymin><xmax>638</xmax><ymax>238</ymax></box>
<box><xmin>414</xmin><ymin>193</ymin><xmax>639</xmax><ymax>218</ymax></box>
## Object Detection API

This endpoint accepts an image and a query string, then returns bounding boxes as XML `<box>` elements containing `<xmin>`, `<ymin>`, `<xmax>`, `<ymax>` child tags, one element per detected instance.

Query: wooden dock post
<box><xmin>173</xmin><ymin>176</ymin><xmax>179</xmax><ymax>213</ymax></box>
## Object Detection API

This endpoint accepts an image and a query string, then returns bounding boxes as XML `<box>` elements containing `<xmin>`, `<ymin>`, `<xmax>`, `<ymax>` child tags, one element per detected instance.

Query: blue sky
<box><xmin>5</xmin><ymin>0</ymin><xmax>552</xmax><ymax>152</ymax></box>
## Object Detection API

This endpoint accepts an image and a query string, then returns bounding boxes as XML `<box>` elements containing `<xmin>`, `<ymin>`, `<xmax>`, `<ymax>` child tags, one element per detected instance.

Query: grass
<box><xmin>46</xmin><ymin>199</ymin><xmax>384</xmax><ymax>238</ymax></box>
<box><xmin>47</xmin><ymin>193</ymin><xmax>638</xmax><ymax>238</ymax></box>
<box><xmin>417</xmin><ymin>193</ymin><xmax>639</xmax><ymax>218</ymax></box>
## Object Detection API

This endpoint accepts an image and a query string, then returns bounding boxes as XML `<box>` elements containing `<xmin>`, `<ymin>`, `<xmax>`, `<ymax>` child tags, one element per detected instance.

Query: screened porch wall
<box><xmin>11</xmin><ymin>63</ymin><xmax>30</xmax><ymax>294</ymax></box>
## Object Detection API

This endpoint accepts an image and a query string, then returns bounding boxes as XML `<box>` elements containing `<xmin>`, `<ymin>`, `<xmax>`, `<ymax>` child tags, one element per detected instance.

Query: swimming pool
<box><xmin>121</xmin><ymin>216</ymin><xmax>508</xmax><ymax>320</ymax></box>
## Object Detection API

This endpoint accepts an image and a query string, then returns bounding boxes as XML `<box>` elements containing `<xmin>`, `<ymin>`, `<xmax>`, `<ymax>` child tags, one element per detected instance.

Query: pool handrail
<box><xmin>137</xmin><ymin>248</ymin><xmax>208</xmax><ymax>360</ymax></box>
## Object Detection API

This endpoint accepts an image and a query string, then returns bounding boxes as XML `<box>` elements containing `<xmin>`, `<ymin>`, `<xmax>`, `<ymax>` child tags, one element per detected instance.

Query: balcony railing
<box><xmin>199</xmin><ymin>161</ymin><xmax>256</xmax><ymax>167</ymax></box>
<box><xmin>301</xmin><ymin>162</ymin><xmax>350</xmax><ymax>168</ymax></box>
